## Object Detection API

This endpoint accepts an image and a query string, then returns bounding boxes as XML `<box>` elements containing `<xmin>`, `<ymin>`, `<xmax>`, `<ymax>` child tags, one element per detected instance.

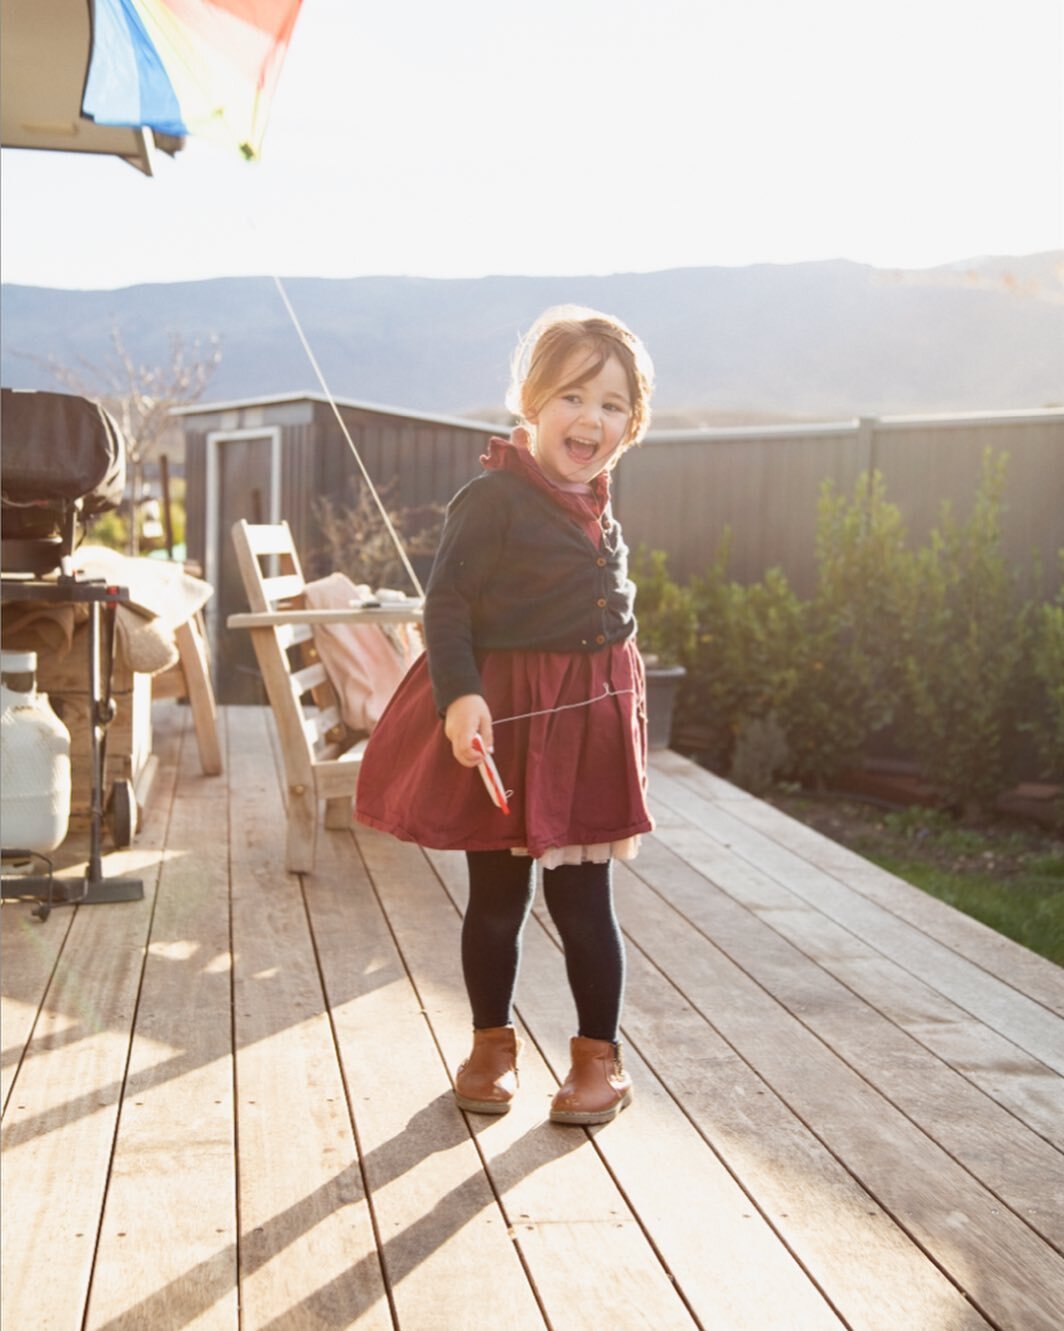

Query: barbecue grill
<box><xmin>1</xmin><ymin>387</ymin><xmax>144</xmax><ymax>908</ymax></box>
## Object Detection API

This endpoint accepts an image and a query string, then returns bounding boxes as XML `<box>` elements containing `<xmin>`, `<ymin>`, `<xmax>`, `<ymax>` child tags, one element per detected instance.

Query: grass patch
<box><xmin>765</xmin><ymin>794</ymin><xmax>1064</xmax><ymax>966</ymax></box>
<box><xmin>870</xmin><ymin>855</ymin><xmax>1064</xmax><ymax>964</ymax></box>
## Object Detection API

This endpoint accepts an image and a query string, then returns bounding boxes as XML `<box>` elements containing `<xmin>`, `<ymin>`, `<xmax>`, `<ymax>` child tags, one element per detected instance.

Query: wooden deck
<box><xmin>3</xmin><ymin>702</ymin><xmax>1064</xmax><ymax>1331</ymax></box>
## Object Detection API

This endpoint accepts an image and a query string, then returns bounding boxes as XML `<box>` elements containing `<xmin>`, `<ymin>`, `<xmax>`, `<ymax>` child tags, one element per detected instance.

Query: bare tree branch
<box><xmin>23</xmin><ymin>325</ymin><xmax>222</xmax><ymax>555</ymax></box>
<box><xmin>29</xmin><ymin>325</ymin><xmax>222</xmax><ymax>471</ymax></box>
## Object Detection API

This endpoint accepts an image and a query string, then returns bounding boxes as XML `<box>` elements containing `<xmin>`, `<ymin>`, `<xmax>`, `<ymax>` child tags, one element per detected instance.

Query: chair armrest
<box><xmin>227</xmin><ymin>603</ymin><xmax>423</xmax><ymax>630</ymax></box>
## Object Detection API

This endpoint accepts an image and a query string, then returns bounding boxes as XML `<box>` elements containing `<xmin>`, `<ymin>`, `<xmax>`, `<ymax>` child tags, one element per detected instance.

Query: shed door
<box><xmin>212</xmin><ymin>432</ymin><xmax>277</xmax><ymax>705</ymax></box>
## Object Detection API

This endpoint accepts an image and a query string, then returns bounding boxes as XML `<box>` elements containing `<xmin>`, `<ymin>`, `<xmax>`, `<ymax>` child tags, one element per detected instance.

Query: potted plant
<box><xmin>631</xmin><ymin>547</ymin><xmax>695</xmax><ymax>749</ymax></box>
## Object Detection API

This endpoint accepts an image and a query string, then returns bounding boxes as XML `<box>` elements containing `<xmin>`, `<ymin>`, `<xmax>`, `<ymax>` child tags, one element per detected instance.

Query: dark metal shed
<box><xmin>175</xmin><ymin>392</ymin><xmax>505</xmax><ymax>701</ymax></box>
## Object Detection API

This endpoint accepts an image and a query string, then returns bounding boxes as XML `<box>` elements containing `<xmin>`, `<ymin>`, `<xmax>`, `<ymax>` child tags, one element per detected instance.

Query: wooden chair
<box><xmin>152</xmin><ymin>610</ymin><xmax>223</xmax><ymax>776</ymax></box>
<box><xmin>228</xmin><ymin>519</ymin><xmax>422</xmax><ymax>873</ymax></box>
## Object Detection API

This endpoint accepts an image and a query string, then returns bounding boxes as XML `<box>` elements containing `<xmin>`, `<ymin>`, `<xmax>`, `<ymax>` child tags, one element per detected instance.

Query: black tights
<box><xmin>461</xmin><ymin>849</ymin><xmax>626</xmax><ymax>1042</ymax></box>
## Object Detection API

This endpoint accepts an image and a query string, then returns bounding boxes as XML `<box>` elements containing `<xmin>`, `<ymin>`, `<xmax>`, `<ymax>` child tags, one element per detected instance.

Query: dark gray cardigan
<box><xmin>423</xmin><ymin>468</ymin><xmax>636</xmax><ymax>714</ymax></box>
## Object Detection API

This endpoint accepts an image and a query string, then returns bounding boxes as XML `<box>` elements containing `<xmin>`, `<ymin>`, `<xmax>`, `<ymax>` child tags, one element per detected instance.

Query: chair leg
<box><xmin>324</xmin><ymin>795</ymin><xmax>352</xmax><ymax>830</ymax></box>
<box><xmin>174</xmin><ymin>616</ymin><xmax>222</xmax><ymax>775</ymax></box>
<box><xmin>286</xmin><ymin>784</ymin><xmax>317</xmax><ymax>873</ymax></box>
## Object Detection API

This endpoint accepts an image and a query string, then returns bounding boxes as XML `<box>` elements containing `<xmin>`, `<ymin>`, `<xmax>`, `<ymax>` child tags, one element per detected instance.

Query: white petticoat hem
<box><xmin>510</xmin><ymin>835</ymin><xmax>642</xmax><ymax>869</ymax></box>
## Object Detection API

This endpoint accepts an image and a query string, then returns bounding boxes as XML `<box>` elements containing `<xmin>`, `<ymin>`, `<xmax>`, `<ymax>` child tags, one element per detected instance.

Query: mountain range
<box><xmin>2</xmin><ymin>252</ymin><xmax>1061</xmax><ymax>424</ymax></box>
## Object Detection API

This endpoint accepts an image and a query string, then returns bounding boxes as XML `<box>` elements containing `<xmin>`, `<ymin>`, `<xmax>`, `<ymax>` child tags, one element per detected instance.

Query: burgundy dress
<box><xmin>354</xmin><ymin>440</ymin><xmax>652</xmax><ymax>862</ymax></box>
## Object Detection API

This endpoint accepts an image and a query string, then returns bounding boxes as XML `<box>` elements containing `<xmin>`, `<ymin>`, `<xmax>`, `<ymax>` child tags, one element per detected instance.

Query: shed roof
<box><xmin>172</xmin><ymin>390</ymin><xmax>508</xmax><ymax>434</ymax></box>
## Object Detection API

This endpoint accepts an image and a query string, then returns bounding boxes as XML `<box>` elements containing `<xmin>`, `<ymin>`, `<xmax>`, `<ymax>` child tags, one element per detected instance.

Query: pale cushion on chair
<box><xmin>302</xmin><ymin>573</ymin><xmax>418</xmax><ymax>733</ymax></box>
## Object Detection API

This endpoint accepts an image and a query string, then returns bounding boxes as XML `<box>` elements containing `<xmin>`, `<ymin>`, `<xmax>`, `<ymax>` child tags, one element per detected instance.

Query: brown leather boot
<box><xmin>454</xmin><ymin>1025</ymin><xmax>522</xmax><ymax>1114</ymax></box>
<box><xmin>550</xmin><ymin>1036</ymin><xmax>633</xmax><ymax>1125</ymax></box>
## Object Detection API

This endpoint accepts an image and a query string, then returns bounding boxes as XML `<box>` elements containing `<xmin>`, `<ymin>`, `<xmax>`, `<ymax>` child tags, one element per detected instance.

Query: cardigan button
<box><xmin>595</xmin><ymin>634</ymin><xmax>606</xmax><ymax>645</ymax></box>
<box><xmin>596</xmin><ymin>556</ymin><xmax>606</xmax><ymax>567</ymax></box>
<box><xmin>596</xmin><ymin>598</ymin><xmax>607</xmax><ymax>608</ymax></box>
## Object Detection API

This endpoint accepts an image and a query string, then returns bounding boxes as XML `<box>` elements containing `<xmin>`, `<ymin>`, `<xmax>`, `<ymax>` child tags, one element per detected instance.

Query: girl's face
<box><xmin>527</xmin><ymin>351</ymin><xmax>632</xmax><ymax>487</ymax></box>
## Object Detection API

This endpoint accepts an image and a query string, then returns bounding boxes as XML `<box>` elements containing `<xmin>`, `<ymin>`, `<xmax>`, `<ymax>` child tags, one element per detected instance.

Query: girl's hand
<box><xmin>444</xmin><ymin>694</ymin><xmax>494</xmax><ymax>767</ymax></box>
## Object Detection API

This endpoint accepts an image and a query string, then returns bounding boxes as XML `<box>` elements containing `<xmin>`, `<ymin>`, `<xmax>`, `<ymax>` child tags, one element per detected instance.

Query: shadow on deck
<box><xmin>3</xmin><ymin>703</ymin><xmax>1063</xmax><ymax>1330</ymax></box>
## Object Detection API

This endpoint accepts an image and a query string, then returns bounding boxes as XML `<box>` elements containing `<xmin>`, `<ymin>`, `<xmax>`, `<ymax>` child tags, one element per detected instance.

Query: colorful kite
<box><xmin>81</xmin><ymin>0</ymin><xmax>303</xmax><ymax>160</ymax></box>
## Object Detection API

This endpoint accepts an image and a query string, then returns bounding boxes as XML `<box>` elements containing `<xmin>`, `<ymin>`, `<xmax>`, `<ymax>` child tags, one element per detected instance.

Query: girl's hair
<box><xmin>506</xmin><ymin>305</ymin><xmax>654</xmax><ymax>449</ymax></box>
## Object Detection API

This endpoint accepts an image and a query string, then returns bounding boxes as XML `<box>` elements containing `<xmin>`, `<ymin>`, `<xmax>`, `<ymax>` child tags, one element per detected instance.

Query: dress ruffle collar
<box><xmin>480</xmin><ymin>431</ymin><xmax>612</xmax><ymax>527</ymax></box>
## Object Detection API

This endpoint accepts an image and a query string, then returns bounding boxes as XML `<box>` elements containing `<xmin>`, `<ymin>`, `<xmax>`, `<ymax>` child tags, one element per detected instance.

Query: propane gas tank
<box><xmin>0</xmin><ymin>650</ymin><xmax>72</xmax><ymax>854</ymax></box>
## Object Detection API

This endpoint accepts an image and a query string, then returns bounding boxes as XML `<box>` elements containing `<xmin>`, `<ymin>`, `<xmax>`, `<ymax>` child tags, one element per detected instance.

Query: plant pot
<box><xmin>643</xmin><ymin>662</ymin><xmax>686</xmax><ymax>750</ymax></box>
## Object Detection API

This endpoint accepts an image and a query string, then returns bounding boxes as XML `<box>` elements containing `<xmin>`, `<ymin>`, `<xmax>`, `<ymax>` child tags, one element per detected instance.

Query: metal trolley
<box><xmin>1</xmin><ymin>388</ymin><xmax>144</xmax><ymax>909</ymax></box>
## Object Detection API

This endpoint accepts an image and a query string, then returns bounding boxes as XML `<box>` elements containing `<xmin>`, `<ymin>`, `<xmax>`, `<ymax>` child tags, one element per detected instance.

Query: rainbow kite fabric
<box><xmin>82</xmin><ymin>0</ymin><xmax>303</xmax><ymax>160</ymax></box>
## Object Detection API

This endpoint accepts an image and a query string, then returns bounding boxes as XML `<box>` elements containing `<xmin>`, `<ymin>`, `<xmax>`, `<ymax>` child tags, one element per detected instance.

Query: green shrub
<box><xmin>163</xmin><ymin>475</ymin><xmax>187</xmax><ymax>550</ymax></box>
<box><xmin>633</xmin><ymin>454</ymin><xmax>1056</xmax><ymax>814</ymax></box>
<box><xmin>673</xmin><ymin>472</ymin><xmax>915</xmax><ymax>787</ymax></box>
<box><xmin>84</xmin><ymin>509</ymin><xmax>129</xmax><ymax>552</ymax></box>
<box><xmin>730</xmin><ymin>712</ymin><xmax>791</xmax><ymax>794</ymax></box>
<box><xmin>1029</xmin><ymin>556</ymin><xmax>1064</xmax><ymax>782</ymax></box>
<box><xmin>631</xmin><ymin>545</ymin><xmax>697</xmax><ymax>665</ymax></box>
<box><xmin>781</xmin><ymin>471</ymin><xmax>912</xmax><ymax>785</ymax></box>
<box><xmin>312</xmin><ymin>478</ymin><xmax>443</xmax><ymax>591</ymax></box>
<box><xmin>897</xmin><ymin>452</ymin><xmax>1031</xmax><ymax>819</ymax></box>
<box><xmin>682</xmin><ymin>546</ymin><xmax>807</xmax><ymax>774</ymax></box>
<box><xmin>83</xmin><ymin>477</ymin><xmax>186</xmax><ymax>557</ymax></box>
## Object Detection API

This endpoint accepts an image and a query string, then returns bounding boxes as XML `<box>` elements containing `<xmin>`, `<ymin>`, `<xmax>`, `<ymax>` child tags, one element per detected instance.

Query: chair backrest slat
<box><xmin>290</xmin><ymin>661</ymin><xmax>330</xmax><ymax>697</ymax></box>
<box><xmin>241</xmin><ymin>523</ymin><xmax>298</xmax><ymax>558</ymax></box>
<box><xmin>230</xmin><ymin>518</ymin><xmax>354</xmax><ymax>772</ymax></box>
<box><xmin>307</xmin><ymin>706</ymin><xmax>343</xmax><ymax>743</ymax></box>
<box><xmin>274</xmin><ymin>622</ymin><xmax>313</xmax><ymax>651</ymax></box>
<box><xmin>229</xmin><ymin>517</ymin><xmax>416</xmax><ymax>873</ymax></box>
<box><xmin>262</xmin><ymin>573</ymin><xmax>306</xmax><ymax>606</ymax></box>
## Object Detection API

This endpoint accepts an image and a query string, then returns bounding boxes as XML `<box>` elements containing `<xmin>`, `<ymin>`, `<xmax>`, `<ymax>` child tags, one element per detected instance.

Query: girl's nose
<box><xmin>577</xmin><ymin>401</ymin><xmax>603</xmax><ymax>428</ymax></box>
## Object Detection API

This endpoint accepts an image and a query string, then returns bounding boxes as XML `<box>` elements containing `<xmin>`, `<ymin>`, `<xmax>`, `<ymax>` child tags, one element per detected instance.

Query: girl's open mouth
<box><xmin>566</xmin><ymin>437</ymin><xmax>598</xmax><ymax>464</ymax></box>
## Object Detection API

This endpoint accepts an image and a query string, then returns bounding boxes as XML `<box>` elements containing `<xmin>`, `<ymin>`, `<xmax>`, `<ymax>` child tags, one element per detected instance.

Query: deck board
<box><xmin>637</xmin><ymin>804</ymin><xmax>1064</xmax><ymax>1236</ymax></box>
<box><xmin>317</xmin><ymin>829</ymin><xmax>545</xmax><ymax>1331</ymax></box>
<box><xmin>352</xmin><ymin>826</ymin><xmax>696</xmax><ymax>1331</ymax></box>
<box><xmin>1</xmin><ymin>893</ymin><xmax>73</xmax><ymax>1109</ymax></box>
<box><xmin>425</xmin><ymin>847</ymin><xmax>848</xmax><ymax>1330</ymax></box>
<box><xmin>86</xmin><ymin>718</ymin><xmax>237</xmax><ymax>1331</ymax></box>
<box><xmin>1</xmin><ymin>709</ymin><xmax>182</xmax><ymax>1330</ymax></box>
<box><xmin>228</xmin><ymin>707</ymin><xmax>391</xmax><ymax>1331</ymax></box>
<box><xmin>615</xmin><ymin>849</ymin><xmax>1064</xmax><ymax>1331</ymax></box>
<box><xmin>3</xmin><ymin>703</ymin><xmax>1063</xmax><ymax>1331</ymax></box>
<box><xmin>649</xmin><ymin>765</ymin><xmax>1064</xmax><ymax>1073</ymax></box>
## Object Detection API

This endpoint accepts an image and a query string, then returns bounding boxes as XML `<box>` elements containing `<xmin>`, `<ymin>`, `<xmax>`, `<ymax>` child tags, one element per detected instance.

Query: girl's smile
<box><xmin>528</xmin><ymin>352</ymin><xmax>632</xmax><ymax>487</ymax></box>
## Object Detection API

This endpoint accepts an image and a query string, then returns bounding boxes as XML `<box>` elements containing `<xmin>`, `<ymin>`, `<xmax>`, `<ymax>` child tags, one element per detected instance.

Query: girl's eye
<box><xmin>563</xmin><ymin>394</ymin><xmax>581</xmax><ymax>404</ymax></box>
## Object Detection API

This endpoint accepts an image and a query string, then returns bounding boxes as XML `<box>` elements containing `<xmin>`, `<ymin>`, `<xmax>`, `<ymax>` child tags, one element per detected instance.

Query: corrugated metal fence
<box><xmin>181</xmin><ymin>398</ymin><xmax>1063</xmax><ymax>606</ymax></box>
<box><xmin>615</xmin><ymin>410</ymin><xmax>1064</xmax><ymax>594</ymax></box>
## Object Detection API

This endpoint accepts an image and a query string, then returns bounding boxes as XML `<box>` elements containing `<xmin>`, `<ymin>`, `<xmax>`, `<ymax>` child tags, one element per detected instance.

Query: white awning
<box><xmin>0</xmin><ymin>0</ymin><xmax>185</xmax><ymax>176</ymax></box>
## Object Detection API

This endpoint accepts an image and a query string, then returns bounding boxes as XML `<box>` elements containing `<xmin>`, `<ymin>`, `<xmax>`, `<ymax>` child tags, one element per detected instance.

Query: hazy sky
<box><xmin>2</xmin><ymin>0</ymin><xmax>1061</xmax><ymax>290</ymax></box>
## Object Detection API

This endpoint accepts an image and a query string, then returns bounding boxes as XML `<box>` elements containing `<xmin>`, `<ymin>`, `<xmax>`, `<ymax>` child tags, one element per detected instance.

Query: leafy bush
<box><xmin>630</xmin><ymin>545</ymin><xmax>697</xmax><ymax>665</ymax></box>
<box><xmin>668</xmin><ymin>472</ymin><xmax>914</xmax><ymax>785</ymax></box>
<box><xmin>84</xmin><ymin>475</ymin><xmax>186</xmax><ymax>557</ymax></box>
<box><xmin>897</xmin><ymin>453</ymin><xmax>1031</xmax><ymax>819</ymax></box>
<box><xmin>84</xmin><ymin>509</ymin><xmax>129</xmax><ymax>553</ymax></box>
<box><xmin>781</xmin><ymin>471</ymin><xmax>912</xmax><ymax>785</ymax></box>
<box><xmin>680</xmin><ymin>547</ymin><xmax>807</xmax><ymax>774</ymax></box>
<box><xmin>312</xmin><ymin>478</ymin><xmax>443</xmax><ymax>591</ymax></box>
<box><xmin>1028</xmin><ymin>556</ymin><xmax>1064</xmax><ymax>783</ymax></box>
<box><xmin>730</xmin><ymin>712</ymin><xmax>791</xmax><ymax>794</ymax></box>
<box><xmin>636</xmin><ymin>452</ymin><xmax>1059</xmax><ymax>811</ymax></box>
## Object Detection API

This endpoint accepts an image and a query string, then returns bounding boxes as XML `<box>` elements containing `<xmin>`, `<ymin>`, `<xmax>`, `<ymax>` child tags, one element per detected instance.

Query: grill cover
<box><xmin>1</xmin><ymin>388</ymin><xmax>126</xmax><ymax>514</ymax></box>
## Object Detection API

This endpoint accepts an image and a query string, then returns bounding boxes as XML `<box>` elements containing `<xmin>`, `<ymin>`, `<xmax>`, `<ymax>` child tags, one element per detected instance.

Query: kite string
<box><xmin>490</xmin><ymin>683</ymin><xmax>638</xmax><ymax>799</ymax></box>
<box><xmin>270</xmin><ymin>273</ymin><xmax>425</xmax><ymax>598</ymax></box>
<box><xmin>492</xmin><ymin>682</ymin><xmax>636</xmax><ymax>727</ymax></box>
<box><xmin>267</xmin><ymin>271</ymin><xmax>637</xmax><ymax>731</ymax></box>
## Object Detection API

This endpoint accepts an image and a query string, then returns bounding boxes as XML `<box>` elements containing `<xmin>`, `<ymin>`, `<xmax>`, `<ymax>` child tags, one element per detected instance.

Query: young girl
<box><xmin>355</xmin><ymin>306</ymin><xmax>654</xmax><ymax>1125</ymax></box>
